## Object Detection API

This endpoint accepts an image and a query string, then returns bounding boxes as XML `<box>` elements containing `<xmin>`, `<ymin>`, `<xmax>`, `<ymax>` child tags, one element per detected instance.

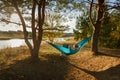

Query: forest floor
<box><xmin>0</xmin><ymin>42</ymin><xmax>120</xmax><ymax>80</ymax></box>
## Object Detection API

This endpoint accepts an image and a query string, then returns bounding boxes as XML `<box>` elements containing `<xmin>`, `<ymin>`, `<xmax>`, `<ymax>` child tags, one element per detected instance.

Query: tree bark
<box><xmin>30</xmin><ymin>46</ymin><xmax>39</xmax><ymax>60</ymax></box>
<box><xmin>30</xmin><ymin>0</ymin><xmax>45</xmax><ymax>60</ymax></box>
<box><xmin>91</xmin><ymin>0</ymin><xmax>105</xmax><ymax>54</ymax></box>
<box><xmin>13</xmin><ymin>0</ymin><xmax>45</xmax><ymax>60</ymax></box>
<box><xmin>92</xmin><ymin>22</ymin><xmax>101</xmax><ymax>54</ymax></box>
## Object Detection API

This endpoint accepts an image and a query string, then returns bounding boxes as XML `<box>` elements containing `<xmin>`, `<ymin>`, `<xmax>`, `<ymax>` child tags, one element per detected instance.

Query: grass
<box><xmin>0</xmin><ymin>42</ymin><xmax>120</xmax><ymax>80</ymax></box>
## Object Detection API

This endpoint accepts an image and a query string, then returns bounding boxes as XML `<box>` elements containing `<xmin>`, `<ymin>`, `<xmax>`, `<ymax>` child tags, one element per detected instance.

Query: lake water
<box><xmin>0</xmin><ymin>38</ymin><xmax>65</xmax><ymax>49</ymax></box>
<box><xmin>0</xmin><ymin>39</ymin><xmax>32</xmax><ymax>49</ymax></box>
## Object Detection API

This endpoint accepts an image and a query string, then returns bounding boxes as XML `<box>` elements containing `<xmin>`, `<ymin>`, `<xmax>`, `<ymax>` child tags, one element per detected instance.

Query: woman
<box><xmin>73</xmin><ymin>44</ymin><xmax>80</xmax><ymax>50</ymax></box>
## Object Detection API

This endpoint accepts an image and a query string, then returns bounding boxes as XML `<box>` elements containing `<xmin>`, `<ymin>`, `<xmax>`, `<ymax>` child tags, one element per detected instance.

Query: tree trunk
<box><xmin>30</xmin><ymin>44</ymin><xmax>41</xmax><ymax>61</ymax></box>
<box><xmin>92</xmin><ymin>22</ymin><xmax>101</xmax><ymax>54</ymax></box>
<box><xmin>29</xmin><ymin>0</ymin><xmax>45</xmax><ymax>60</ymax></box>
<box><xmin>31</xmin><ymin>50</ymin><xmax>39</xmax><ymax>60</ymax></box>
<box><xmin>91</xmin><ymin>0</ymin><xmax>105</xmax><ymax>55</ymax></box>
<box><xmin>12</xmin><ymin>0</ymin><xmax>45</xmax><ymax>61</ymax></box>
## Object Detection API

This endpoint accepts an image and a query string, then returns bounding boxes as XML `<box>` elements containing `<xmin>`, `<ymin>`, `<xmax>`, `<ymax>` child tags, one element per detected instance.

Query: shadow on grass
<box><xmin>97</xmin><ymin>52</ymin><xmax>120</xmax><ymax>58</ymax></box>
<box><xmin>97</xmin><ymin>48</ymin><xmax>120</xmax><ymax>58</ymax></box>
<box><xmin>69</xmin><ymin>63</ymin><xmax>120</xmax><ymax>80</ymax></box>
<box><xmin>0</xmin><ymin>52</ymin><xmax>70</xmax><ymax>80</ymax></box>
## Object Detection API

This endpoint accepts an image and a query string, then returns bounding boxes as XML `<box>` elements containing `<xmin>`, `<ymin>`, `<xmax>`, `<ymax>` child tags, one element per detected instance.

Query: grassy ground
<box><xmin>0</xmin><ymin>42</ymin><xmax>120</xmax><ymax>80</ymax></box>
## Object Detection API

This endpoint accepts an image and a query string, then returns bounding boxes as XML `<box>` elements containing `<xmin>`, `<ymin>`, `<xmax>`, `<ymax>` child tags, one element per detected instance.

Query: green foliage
<box><xmin>99</xmin><ymin>10</ymin><xmax>120</xmax><ymax>48</ymax></box>
<box><xmin>74</xmin><ymin>3</ymin><xmax>120</xmax><ymax>49</ymax></box>
<box><xmin>73</xmin><ymin>29</ymin><xmax>81</xmax><ymax>41</ymax></box>
<box><xmin>74</xmin><ymin>11</ymin><xmax>93</xmax><ymax>41</ymax></box>
<box><xmin>0</xmin><ymin>0</ymin><xmax>32</xmax><ymax>16</ymax></box>
<box><xmin>44</xmin><ymin>13</ymin><xmax>69</xmax><ymax>31</ymax></box>
<box><xmin>43</xmin><ymin>31</ymin><xmax>63</xmax><ymax>42</ymax></box>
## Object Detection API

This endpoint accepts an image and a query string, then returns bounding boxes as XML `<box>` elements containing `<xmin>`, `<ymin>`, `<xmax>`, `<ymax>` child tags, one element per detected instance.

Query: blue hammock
<box><xmin>47</xmin><ymin>36</ymin><xmax>92</xmax><ymax>55</ymax></box>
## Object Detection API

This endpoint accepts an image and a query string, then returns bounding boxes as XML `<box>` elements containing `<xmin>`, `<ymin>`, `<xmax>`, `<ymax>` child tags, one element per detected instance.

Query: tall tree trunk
<box><xmin>30</xmin><ymin>45</ymin><xmax>40</xmax><ymax>60</ymax></box>
<box><xmin>30</xmin><ymin>0</ymin><xmax>45</xmax><ymax>60</ymax></box>
<box><xmin>90</xmin><ymin>0</ymin><xmax>105</xmax><ymax>54</ymax></box>
<box><xmin>92</xmin><ymin>22</ymin><xmax>101</xmax><ymax>53</ymax></box>
<box><xmin>14</xmin><ymin>0</ymin><xmax>45</xmax><ymax>60</ymax></box>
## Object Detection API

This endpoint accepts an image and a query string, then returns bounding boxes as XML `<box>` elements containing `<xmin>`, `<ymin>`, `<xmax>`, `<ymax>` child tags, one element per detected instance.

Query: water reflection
<box><xmin>0</xmin><ymin>39</ymin><xmax>32</xmax><ymax>49</ymax></box>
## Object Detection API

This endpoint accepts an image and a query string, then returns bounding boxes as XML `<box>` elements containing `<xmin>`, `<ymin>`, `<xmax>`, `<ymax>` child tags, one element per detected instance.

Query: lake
<box><xmin>0</xmin><ymin>39</ymin><xmax>32</xmax><ymax>49</ymax></box>
<box><xmin>0</xmin><ymin>38</ymin><xmax>66</xmax><ymax>49</ymax></box>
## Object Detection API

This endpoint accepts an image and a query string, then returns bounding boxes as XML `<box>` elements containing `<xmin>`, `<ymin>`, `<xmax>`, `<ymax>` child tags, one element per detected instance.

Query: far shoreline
<box><xmin>0</xmin><ymin>37</ymin><xmax>32</xmax><ymax>40</ymax></box>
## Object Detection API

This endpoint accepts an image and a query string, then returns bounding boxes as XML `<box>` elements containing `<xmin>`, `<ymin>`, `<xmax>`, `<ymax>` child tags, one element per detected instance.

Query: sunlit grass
<box><xmin>0</xmin><ymin>46</ymin><xmax>29</xmax><ymax>66</ymax></box>
<box><xmin>0</xmin><ymin>42</ymin><xmax>120</xmax><ymax>80</ymax></box>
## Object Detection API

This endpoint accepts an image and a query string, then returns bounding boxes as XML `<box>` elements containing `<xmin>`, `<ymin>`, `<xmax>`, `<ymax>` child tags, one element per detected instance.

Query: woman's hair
<box><xmin>73</xmin><ymin>44</ymin><xmax>79</xmax><ymax>49</ymax></box>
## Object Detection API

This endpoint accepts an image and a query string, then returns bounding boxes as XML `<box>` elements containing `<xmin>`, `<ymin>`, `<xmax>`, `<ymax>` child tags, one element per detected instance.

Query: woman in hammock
<box><xmin>47</xmin><ymin>36</ymin><xmax>91</xmax><ymax>55</ymax></box>
<box><xmin>72</xmin><ymin>44</ymin><xmax>80</xmax><ymax>50</ymax></box>
<box><xmin>63</xmin><ymin>43</ymin><xmax>80</xmax><ymax>50</ymax></box>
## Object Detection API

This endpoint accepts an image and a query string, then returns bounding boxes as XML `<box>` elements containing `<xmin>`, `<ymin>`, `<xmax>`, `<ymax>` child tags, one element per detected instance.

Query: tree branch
<box><xmin>35</xmin><ymin>0</ymin><xmax>40</xmax><ymax>5</ymax></box>
<box><xmin>12</xmin><ymin>0</ymin><xmax>32</xmax><ymax>50</ymax></box>
<box><xmin>31</xmin><ymin>0</ymin><xmax>37</xmax><ymax>47</ymax></box>
<box><xmin>107</xmin><ymin>6</ymin><xmax>120</xmax><ymax>10</ymax></box>
<box><xmin>0</xmin><ymin>19</ymin><xmax>65</xmax><ymax>31</ymax></box>
<box><xmin>0</xmin><ymin>19</ymin><xmax>21</xmax><ymax>25</ymax></box>
<box><xmin>42</xmin><ymin>0</ymin><xmax>45</xmax><ymax>26</ymax></box>
<box><xmin>82</xmin><ymin>0</ymin><xmax>97</xmax><ymax>5</ymax></box>
<box><xmin>89</xmin><ymin>0</ymin><xmax>95</xmax><ymax>26</ymax></box>
<box><xmin>37</xmin><ymin>0</ymin><xmax>45</xmax><ymax>45</ymax></box>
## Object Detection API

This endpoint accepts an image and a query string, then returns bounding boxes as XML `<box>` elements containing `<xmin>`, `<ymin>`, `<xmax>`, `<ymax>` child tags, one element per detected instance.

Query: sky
<box><xmin>0</xmin><ymin>13</ymin><xmax>76</xmax><ymax>33</ymax></box>
<box><xmin>0</xmin><ymin>14</ymin><xmax>23</xmax><ymax>31</ymax></box>
<box><xmin>0</xmin><ymin>0</ymin><xmax>117</xmax><ymax>33</ymax></box>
